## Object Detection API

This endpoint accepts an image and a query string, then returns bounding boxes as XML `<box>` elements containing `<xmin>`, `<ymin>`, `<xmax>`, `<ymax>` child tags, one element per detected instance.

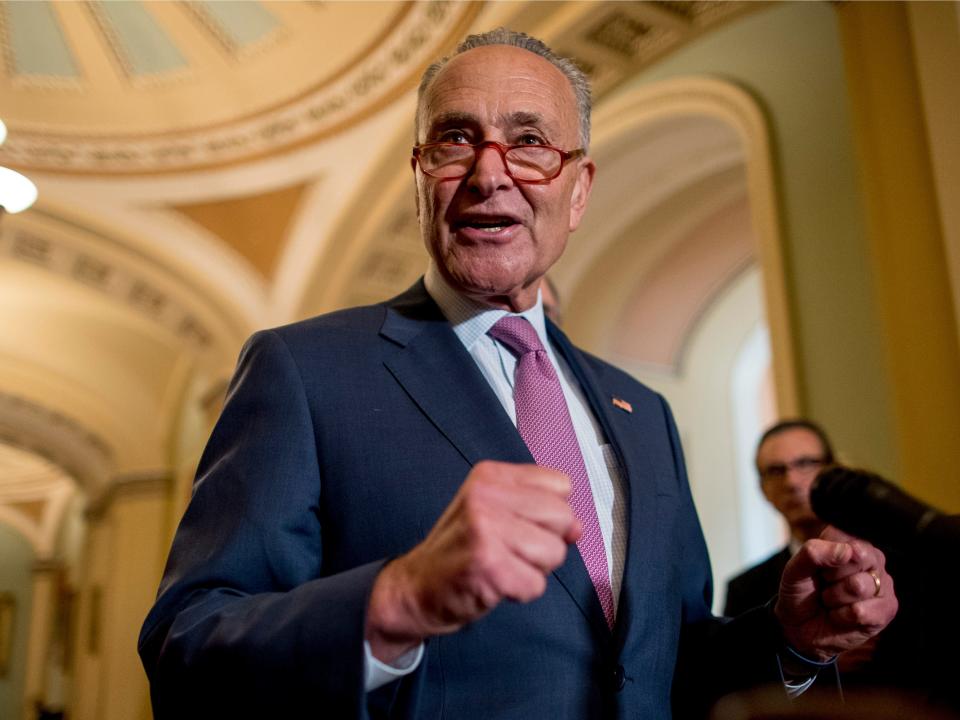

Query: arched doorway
<box><xmin>556</xmin><ymin>77</ymin><xmax>796</xmax><ymax>608</ymax></box>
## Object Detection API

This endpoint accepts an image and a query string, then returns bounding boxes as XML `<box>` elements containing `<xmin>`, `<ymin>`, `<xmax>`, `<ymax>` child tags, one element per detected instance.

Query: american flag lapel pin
<box><xmin>611</xmin><ymin>396</ymin><xmax>633</xmax><ymax>413</ymax></box>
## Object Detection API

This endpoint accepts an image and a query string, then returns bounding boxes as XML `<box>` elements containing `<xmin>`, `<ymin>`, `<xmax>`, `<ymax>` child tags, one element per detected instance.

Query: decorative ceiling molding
<box><xmin>1</xmin><ymin>1</ymin><xmax>79</xmax><ymax>79</ymax></box>
<box><xmin>338</xmin><ymin>200</ymin><xmax>426</xmax><ymax>310</ymax></box>
<box><xmin>0</xmin><ymin>392</ymin><xmax>109</xmax><ymax>495</ymax></box>
<box><xmin>87</xmin><ymin>0</ymin><xmax>190</xmax><ymax>79</ymax></box>
<box><xmin>295</xmin><ymin>143</ymin><xmax>426</xmax><ymax>317</ymax></box>
<box><xmin>0</xmin><ymin>206</ymin><xmax>248</xmax><ymax>358</ymax></box>
<box><xmin>85</xmin><ymin>469</ymin><xmax>170</xmax><ymax>520</ymax></box>
<box><xmin>184</xmin><ymin>1</ymin><xmax>281</xmax><ymax>57</ymax></box>
<box><xmin>0</xmin><ymin>1</ymin><xmax>482</xmax><ymax>175</ymax></box>
<box><xmin>546</xmin><ymin>1</ymin><xmax>764</xmax><ymax>99</ymax></box>
<box><xmin>0</xmin><ymin>479</ymin><xmax>74</xmax><ymax>560</ymax></box>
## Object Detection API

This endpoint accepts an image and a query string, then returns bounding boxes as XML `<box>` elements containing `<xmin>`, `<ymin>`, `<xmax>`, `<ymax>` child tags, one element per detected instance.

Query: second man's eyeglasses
<box><xmin>759</xmin><ymin>456</ymin><xmax>828</xmax><ymax>482</ymax></box>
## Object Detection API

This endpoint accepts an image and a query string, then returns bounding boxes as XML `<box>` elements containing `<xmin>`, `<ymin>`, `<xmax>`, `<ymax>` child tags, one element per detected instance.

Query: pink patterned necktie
<box><xmin>489</xmin><ymin>316</ymin><xmax>615</xmax><ymax>629</ymax></box>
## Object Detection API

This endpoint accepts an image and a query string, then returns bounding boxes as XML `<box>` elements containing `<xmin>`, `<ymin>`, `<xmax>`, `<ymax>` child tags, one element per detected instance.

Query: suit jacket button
<box><xmin>613</xmin><ymin>665</ymin><xmax>626</xmax><ymax>691</ymax></box>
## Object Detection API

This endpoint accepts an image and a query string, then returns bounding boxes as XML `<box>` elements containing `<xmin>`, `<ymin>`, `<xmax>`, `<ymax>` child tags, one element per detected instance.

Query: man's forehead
<box><xmin>420</xmin><ymin>44</ymin><xmax>577</xmax><ymax>135</ymax></box>
<box><xmin>425</xmin><ymin>44</ymin><xmax>573</xmax><ymax>104</ymax></box>
<box><xmin>428</xmin><ymin>109</ymin><xmax>552</xmax><ymax>132</ymax></box>
<box><xmin>761</xmin><ymin>428</ymin><xmax>824</xmax><ymax>457</ymax></box>
<box><xmin>443</xmin><ymin>42</ymin><xmax>558</xmax><ymax>70</ymax></box>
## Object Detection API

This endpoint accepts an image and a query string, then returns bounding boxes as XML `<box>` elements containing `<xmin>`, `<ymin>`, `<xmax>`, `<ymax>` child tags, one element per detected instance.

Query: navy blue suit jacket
<box><xmin>139</xmin><ymin>281</ymin><xmax>782</xmax><ymax>719</ymax></box>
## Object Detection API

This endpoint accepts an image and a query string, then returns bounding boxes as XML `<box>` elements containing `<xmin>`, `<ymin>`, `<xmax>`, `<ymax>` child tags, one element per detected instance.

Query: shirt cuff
<box><xmin>776</xmin><ymin>643</ymin><xmax>837</xmax><ymax>698</ymax></box>
<box><xmin>782</xmin><ymin>673</ymin><xmax>817</xmax><ymax>698</ymax></box>
<box><xmin>363</xmin><ymin>640</ymin><xmax>425</xmax><ymax>691</ymax></box>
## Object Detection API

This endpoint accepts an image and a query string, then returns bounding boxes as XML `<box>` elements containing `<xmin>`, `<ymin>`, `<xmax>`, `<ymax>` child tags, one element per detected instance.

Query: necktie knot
<box><xmin>489</xmin><ymin>315</ymin><xmax>544</xmax><ymax>357</ymax></box>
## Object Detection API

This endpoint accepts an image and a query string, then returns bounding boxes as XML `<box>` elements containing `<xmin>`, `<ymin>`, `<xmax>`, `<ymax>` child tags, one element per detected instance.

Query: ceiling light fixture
<box><xmin>0</xmin><ymin>119</ymin><xmax>38</xmax><ymax>214</ymax></box>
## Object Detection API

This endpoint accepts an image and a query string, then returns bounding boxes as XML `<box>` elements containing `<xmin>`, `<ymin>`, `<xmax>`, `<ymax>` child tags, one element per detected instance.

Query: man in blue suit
<box><xmin>139</xmin><ymin>29</ymin><xmax>897</xmax><ymax>719</ymax></box>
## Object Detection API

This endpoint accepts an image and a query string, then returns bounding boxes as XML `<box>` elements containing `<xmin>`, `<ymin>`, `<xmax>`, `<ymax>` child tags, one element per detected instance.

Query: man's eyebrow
<box><xmin>426</xmin><ymin>110</ymin><xmax>554</xmax><ymax>135</ymax></box>
<box><xmin>505</xmin><ymin>111</ymin><xmax>547</xmax><ymax>128</ymax></box>
<box><xmin>428</xmin><ymin>112</ymin><xmax>480</xmax><ymax>133</ymax></box>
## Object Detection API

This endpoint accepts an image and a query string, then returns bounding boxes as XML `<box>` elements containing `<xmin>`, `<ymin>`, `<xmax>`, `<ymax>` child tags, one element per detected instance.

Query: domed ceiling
<box><xmin>0</xmin><ymin>1</ymin><xmax>479</xmax><ymax>173</ymax></box>
<box><xmin>0</xmin><ymin>0</ymin><xmax>765</xmax><ymax>520</ymax></box>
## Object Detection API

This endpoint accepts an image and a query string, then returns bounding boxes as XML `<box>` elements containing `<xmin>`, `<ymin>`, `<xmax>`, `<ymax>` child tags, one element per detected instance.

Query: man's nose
<box><xmin>467</xmin><ymin>144</ymin><xmax>514</xmax><ymax>195</ymax></box>
<box><xmin>783</xmin><ymin>467</ymin><xmax>810</xmax><ymax>490</ymax></box>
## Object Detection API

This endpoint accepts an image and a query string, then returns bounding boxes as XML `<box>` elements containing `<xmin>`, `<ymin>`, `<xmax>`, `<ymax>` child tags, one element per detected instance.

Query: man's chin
<box><xmin>459</xmin><ymin>279</ymin><xmax>540</xmax><ymax>311</ymax></box>
<box><xmin>444</xmin><ymin>265</ymin><xmax>533</xmax><ymax>301</ymax></box>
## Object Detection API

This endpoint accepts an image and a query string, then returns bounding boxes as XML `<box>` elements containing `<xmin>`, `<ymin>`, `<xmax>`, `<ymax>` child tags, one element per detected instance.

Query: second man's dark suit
<box><xmin>724</xmin><ymin>547</ymin><xmax>790</xmax><ymax>617</ymax></box>
<box><xmin>139</xmin><ymin>280</ymin><xmax>788</xmax><ymax>720</ymax></box>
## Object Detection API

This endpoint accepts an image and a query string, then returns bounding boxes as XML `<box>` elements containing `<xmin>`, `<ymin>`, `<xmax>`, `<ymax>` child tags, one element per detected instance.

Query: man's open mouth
<box><xmin>455</xmin><ymin>216</ymin><xmax>519</xmax><ymax>234</ymax></box>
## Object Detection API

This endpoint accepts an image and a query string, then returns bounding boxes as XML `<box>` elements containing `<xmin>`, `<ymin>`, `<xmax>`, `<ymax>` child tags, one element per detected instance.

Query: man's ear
<box><xmin>568</xmin><ymin>158</ymin><xmax>595</xmax><ymax>232</ymax></box>
<box><xmin>411</xmin><ymin>156</ymin><xmax>421</xmax><ymax>220</ymax></box>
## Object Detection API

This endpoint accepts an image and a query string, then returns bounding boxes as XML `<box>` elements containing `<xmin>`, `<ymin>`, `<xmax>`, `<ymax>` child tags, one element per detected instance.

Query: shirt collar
<box><xmin>424</xmin><ymin>261</ymin><xmax>550</xmax><ymax>351</ymax></box>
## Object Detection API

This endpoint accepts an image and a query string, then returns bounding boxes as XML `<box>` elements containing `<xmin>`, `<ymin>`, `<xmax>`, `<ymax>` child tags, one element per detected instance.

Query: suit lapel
<box><xmin>380</xmin><ymin>282</ymin><xmax>531</xmax><ymax>468</ymax></box>
<box><xmin>548</xmin><ymin>323</ymin><xmax>665</xmax><ymax>650</ymax></box>
<box><xmin>546</xmin><ymin>322</ymin><xmax>657</xmax><ymax>642</ymax></box>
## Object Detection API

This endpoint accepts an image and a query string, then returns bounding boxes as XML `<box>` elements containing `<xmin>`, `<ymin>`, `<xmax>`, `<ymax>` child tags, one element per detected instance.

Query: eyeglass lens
<box><xmin>761</xmin><ymin>456</ymin><xmax>826</xmax><ymax>480</ymax></box>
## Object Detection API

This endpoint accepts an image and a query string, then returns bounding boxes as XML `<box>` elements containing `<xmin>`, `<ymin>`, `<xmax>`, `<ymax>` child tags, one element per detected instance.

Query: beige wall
<box><xmin>611</xmin><ymin>1</ymin><xmax>960</xmax><ymax>511</ymax></box>
<box><xmin>837</xmin><ymin>1</ymin><xmax>960</xmax><ymax>510</ymax></box>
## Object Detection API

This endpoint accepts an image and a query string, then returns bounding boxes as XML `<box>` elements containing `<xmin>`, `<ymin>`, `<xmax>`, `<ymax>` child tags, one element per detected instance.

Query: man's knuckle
<box><xmin>473</xmin><ymin>459</ymin><xmax>494</xmax><ymax>476</ymax></box>
<box><xmin>546</xmin><ymin>537</ymin><xmax>567</xmax><ymax>568</ymax></box>
<box><xmin>477</xmin><ymin>582</ymin><xmax>501</xmax><ymax>609</ymax></box>
<box><xmin>471</xmin><ymin>536</ymin><xmax>496</xmax><ymax>571</ymax></box>
<box><xmin>525</xmin><ymin>573</ymin><xmax>548</xmax><ymax>600</ymax></box>
<box><xmin>849</xmin><ymin>601</ymin><xmax>871</xmax><ymax>625</ymax></box>
<box><xmin>846</xmin><ymin>575</ymin><xmax>866</xmax><ymax>596</ymax></box>
<box><xmin>469</xmin><ymin>461</ymin><xmax>501</xmax><ymax>488</ymax></box>
<box><xmin>462</xmin><ymin>487</ymin><xmax>494</xmax><ymax>524</ymax></box>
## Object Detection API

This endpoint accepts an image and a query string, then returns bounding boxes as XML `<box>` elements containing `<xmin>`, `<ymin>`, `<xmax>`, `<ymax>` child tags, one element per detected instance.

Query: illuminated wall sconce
<box><xmin>0</xmin><ymin>119</ymin><xmax>38</xmax><ymax>214</ymax></box>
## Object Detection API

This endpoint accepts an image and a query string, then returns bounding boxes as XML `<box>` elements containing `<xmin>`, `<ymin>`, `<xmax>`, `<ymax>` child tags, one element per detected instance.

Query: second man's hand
<box><xmin>365</xmin><ymin>461</ymin><xmax>581</xmax><ymax>663</ymax></box>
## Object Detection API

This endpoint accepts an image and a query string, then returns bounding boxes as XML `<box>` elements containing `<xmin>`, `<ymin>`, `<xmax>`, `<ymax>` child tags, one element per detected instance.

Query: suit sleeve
<box><xmin>138</xmin><ymin>330</ymin><xmax>382</xmax><ymax>719</ymax></box>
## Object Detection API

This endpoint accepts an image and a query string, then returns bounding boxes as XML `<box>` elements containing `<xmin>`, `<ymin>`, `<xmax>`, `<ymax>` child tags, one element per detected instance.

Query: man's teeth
<box><xmin>468</xmin><ymin>220</ymin><xmax>512</xmax><ymax>232</ymax></box>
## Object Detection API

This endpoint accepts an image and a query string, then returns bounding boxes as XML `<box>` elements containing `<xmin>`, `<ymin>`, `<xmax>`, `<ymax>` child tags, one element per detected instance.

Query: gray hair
<box><xmin>416</xmin><ymin>28</ymin><xmax>592</xmax><ymax>151</ymax></box>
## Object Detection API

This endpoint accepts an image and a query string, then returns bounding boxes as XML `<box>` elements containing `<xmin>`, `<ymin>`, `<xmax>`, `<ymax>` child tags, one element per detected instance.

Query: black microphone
<box><xmin>812</xmin><ymin>466</ymin><xmax>960</xmax><ymax>709</ymax></box>
<box><xmin>810</xmin><ymin>465</ymin><xmax>960</xmax><ymax>555</ymax></box>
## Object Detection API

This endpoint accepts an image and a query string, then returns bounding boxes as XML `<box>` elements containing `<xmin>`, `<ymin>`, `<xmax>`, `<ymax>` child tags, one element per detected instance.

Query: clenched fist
<box><xmin>365</xmin><ymin>461</ymin><xmax>582</xmax><ymax>662</ymax></box>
